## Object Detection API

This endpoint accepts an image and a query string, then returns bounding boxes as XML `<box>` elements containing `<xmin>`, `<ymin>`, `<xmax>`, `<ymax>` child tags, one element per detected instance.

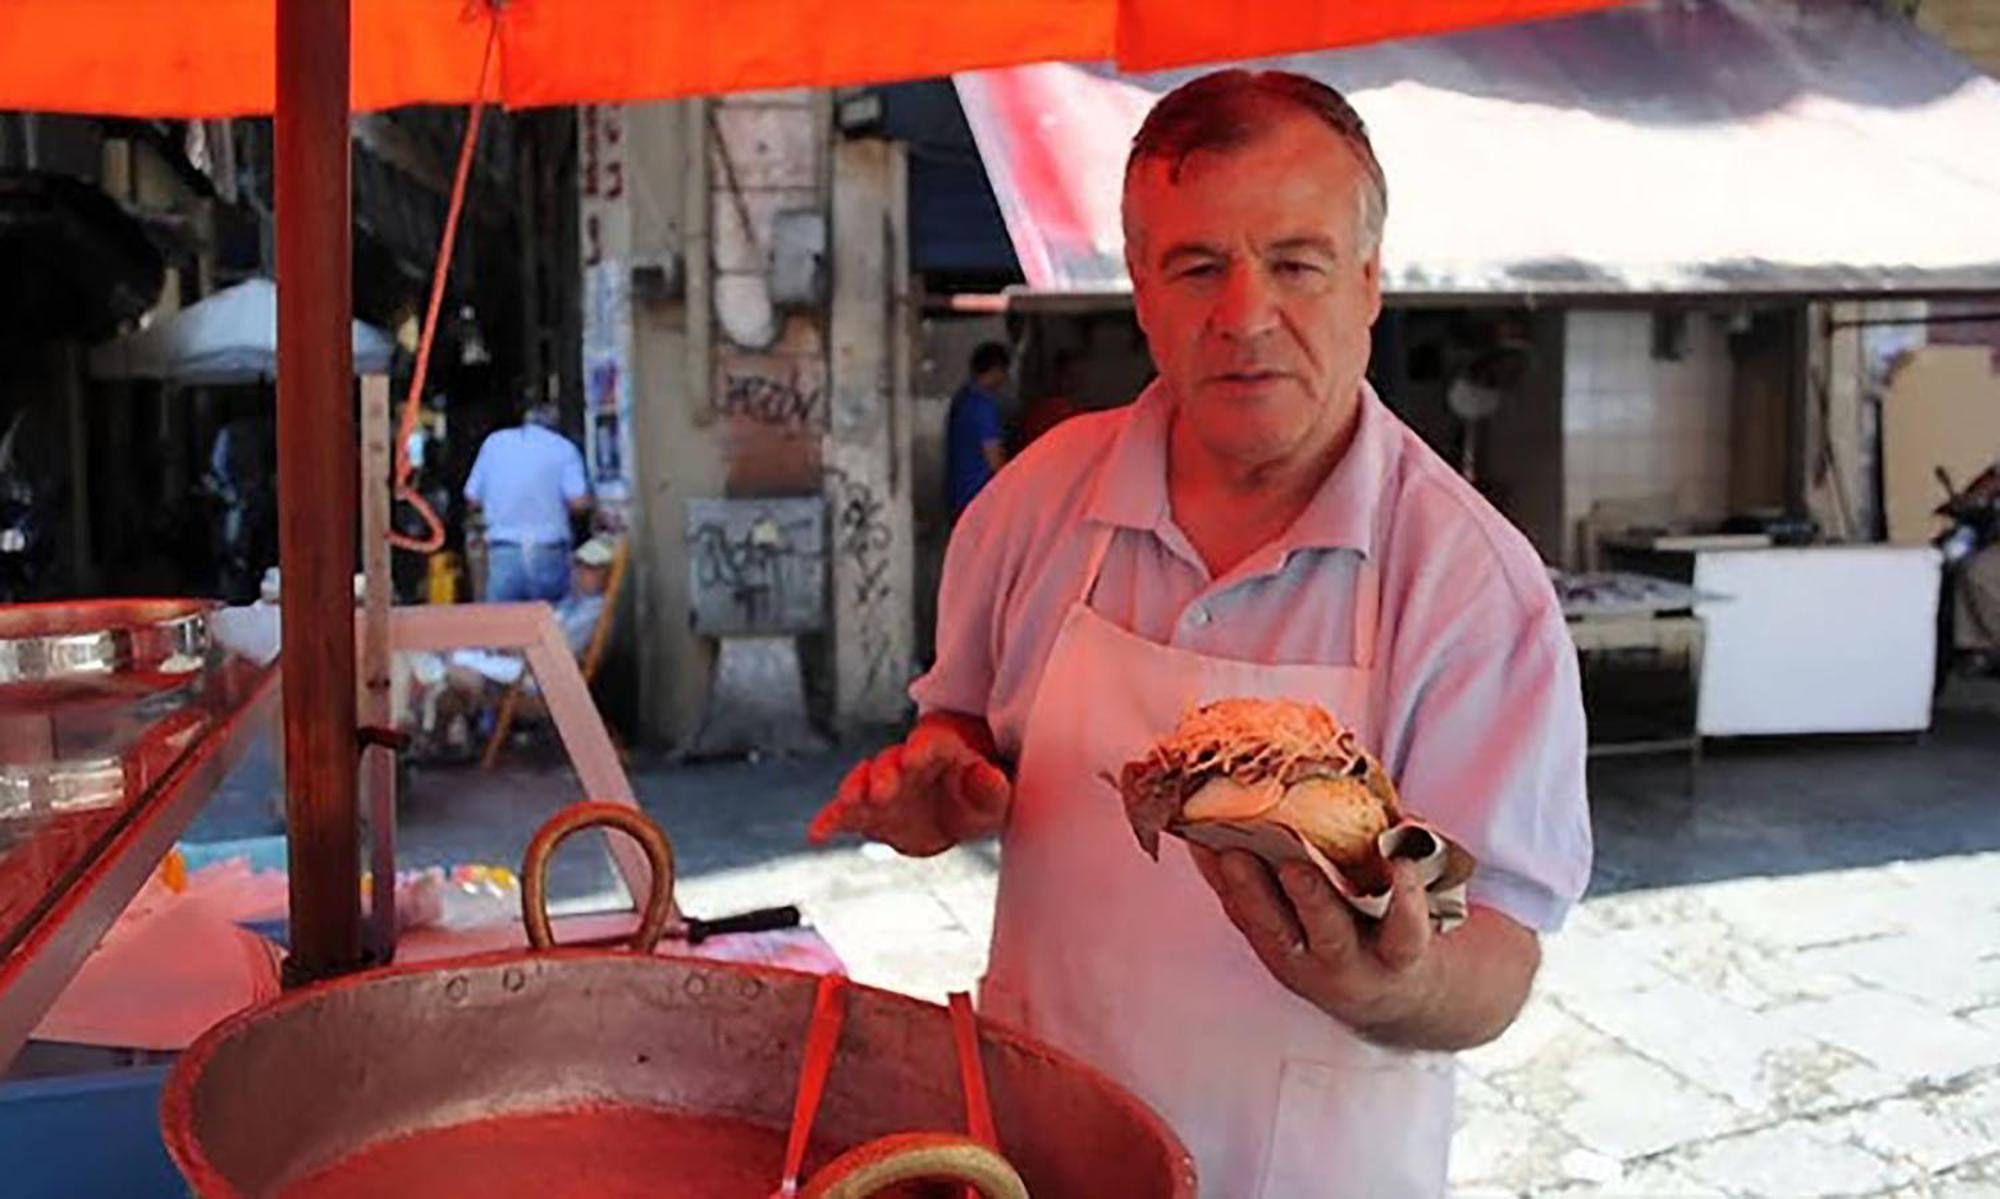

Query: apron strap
<box><xmin>1076</xmin><ymin>522</ymin><xmax>1118</xmax><ymax>610</ymax></box>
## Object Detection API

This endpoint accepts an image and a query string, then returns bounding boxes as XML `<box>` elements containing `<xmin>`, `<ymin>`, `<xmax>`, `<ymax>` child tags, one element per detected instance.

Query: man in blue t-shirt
<box><xmin>946</xmin><ymin>341</ymin><xmax>1011</xmax><ymax>518</ymax></box>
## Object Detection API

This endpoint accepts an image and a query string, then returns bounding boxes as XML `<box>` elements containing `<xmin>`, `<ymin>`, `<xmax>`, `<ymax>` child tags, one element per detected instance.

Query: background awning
<box><xmin>89</xmin><ymin>279</ymin><xmax>395</xmax><ymax>385</ymax></box>
<box><xmin>0</xmin><ymin>171</ymin><xmax>164</xmax><ymax>340</ymax></box>
<box><xmin>957</xmin><ymin>0</ymin><xmax>2000</xmax><ymax>300</ymax></box>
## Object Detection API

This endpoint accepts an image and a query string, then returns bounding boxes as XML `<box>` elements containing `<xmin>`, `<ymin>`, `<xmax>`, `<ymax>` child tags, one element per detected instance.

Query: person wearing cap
<box><xmin>464</xmin><ymin>395</ymin><xmax>592</xmax><ymax>602</ymax></box>
<box><xmin>407</xmin><ymin>536</ymin><xmax>617</xmax><ymax>754</ymax></box>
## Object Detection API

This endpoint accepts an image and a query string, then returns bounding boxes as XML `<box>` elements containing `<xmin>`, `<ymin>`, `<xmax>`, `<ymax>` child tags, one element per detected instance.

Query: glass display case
<box><xmin>0</xmin><ymin>600</ymin><xmax>279</xmax><ymax>1066</ymax></box>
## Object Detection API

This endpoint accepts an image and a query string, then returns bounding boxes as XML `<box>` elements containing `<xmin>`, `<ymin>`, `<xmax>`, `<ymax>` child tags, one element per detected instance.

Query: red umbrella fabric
<box><xmin>0</xmin><ymin>0</ymin><xmax>1624</xmax><ymax>116</ymax></box>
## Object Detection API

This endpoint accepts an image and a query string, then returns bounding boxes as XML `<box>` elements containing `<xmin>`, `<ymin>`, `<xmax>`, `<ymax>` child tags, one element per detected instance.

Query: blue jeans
<box><xmin>486</xmin><ymin>541</ymin><xmax>570</xmax><ymax>603</ymax></box>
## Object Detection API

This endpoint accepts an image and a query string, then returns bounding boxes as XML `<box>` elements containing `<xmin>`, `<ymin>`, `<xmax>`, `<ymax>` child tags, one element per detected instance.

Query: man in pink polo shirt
<box><xmin>813</xmin><ymin>69</ymin><xmax>1590</xmax><ymax>1197</ymax></box>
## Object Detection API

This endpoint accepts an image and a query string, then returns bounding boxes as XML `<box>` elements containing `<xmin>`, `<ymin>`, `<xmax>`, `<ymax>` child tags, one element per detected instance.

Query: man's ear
<box><xmin>1361</xmin><ymin>249</ymin><xmax>1384</xmax><ymax>328</ymax></box>
<box><xmin>1121</xmin><ymin>175</ymin><xmax>1152</xmax><ymax>342</ymax></box>
<box><xmin>1126</xmin><ymin>245</ymin><xmax>1155</xmax><ymax>342</ymax></box>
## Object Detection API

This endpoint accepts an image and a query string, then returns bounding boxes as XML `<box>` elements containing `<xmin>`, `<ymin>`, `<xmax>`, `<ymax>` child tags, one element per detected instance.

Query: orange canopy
<box><xmin>0</xmin><ymin>0</ymin><xmax>1624</xmax><ymax>116</ymax></box>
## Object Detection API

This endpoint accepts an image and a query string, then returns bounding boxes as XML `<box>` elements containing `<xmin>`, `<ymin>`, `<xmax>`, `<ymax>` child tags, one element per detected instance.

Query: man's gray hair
<box><xmin>1125</xmin><ymin>69</ymin><xmax>1389</xmax><ymax>255</ymax></box>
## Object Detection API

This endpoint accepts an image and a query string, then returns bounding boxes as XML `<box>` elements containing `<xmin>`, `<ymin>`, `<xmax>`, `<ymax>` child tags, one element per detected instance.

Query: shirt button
<box><xmin>1186</xmin><ymin>606</ymin><xmax>1212</xmax><ymax>628</ymax></box>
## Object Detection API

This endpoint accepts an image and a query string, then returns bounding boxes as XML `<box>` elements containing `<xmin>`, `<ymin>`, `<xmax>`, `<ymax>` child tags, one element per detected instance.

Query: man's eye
<box><xmin>1275</xmin><ymin>260</ymin><xmax>1324</xmax><ymax>277</ymax></box>
<box><xmin>1175</xmin><ymin>262</ymin><xmax>1222</xmax><ymax>280</ymax></box>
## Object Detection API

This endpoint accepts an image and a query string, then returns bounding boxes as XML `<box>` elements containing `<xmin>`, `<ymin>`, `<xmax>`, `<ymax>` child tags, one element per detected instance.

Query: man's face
<box><xmin>1125</xmin><ymin>111</ymin><xmax>1383</xmax><ymax>469</ymax></box>
<box><xmin>575</xmin><ymin>563</ymin><xmax>609</xmax><ymax>596</ymax></box>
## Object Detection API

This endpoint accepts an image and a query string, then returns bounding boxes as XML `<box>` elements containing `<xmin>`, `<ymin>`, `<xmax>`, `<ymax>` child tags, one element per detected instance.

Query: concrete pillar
<box><xmin>603</xmin><ymin>89</ymin><xmax>917</xmax><ymax>748</ymax></box>
<box><xmin>596</xmin><ymin>100</ymin><xmax>722</xmax><ymax>750</ymax></box>
<box><xmin>826</xmin><ymin>137</ymin><xmax>914</xmax><ymax>732</ymax></box>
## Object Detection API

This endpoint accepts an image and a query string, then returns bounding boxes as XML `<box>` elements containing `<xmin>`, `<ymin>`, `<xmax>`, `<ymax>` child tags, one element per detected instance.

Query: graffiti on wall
<box><xmin>827</xmin><ymin>466</ymin><xmax>897</xmax><ymax>697</ymax></box>
<box><xmin>579</xmin><ymin>105</ymin><xmax>627</xmax><ymax>269</ymax></box>
<box><xmin>715</xmin><ymin>355</ymin><xmax>825</xmax><ymax>431</ymax></box>
<box><xmin>686</xmin><ymin>497</ymin><xmax>826</xmax><ymax>635</ymax></box>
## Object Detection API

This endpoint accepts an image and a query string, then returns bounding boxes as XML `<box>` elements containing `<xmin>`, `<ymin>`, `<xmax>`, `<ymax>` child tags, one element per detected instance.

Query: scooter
<box><xmin>0</xmin><ymin>413</ymin><xmax>45</xmax><ymax>603</ymax></box>
<box><xmin>1933</xmin><ymin>463</ymin><xmax>2000</xmax><ymax>686</ymax></box>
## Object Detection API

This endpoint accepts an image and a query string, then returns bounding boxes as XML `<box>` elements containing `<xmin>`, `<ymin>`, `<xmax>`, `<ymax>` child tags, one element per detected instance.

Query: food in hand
<box><xmin>1115</xmin><ymin>698</ymin><xmax>1401</xmax><ymax>894</ymax></box>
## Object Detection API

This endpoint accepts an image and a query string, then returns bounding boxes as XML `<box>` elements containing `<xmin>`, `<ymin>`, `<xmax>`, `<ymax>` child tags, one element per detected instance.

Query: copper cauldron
<box><xmin>162</xmin><ymin>804</ymin><xmax>1196</xmax><ymax>1198</ymax></box>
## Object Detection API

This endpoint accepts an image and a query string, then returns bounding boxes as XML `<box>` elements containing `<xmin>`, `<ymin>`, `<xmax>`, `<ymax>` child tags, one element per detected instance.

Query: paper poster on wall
<box><xmin>578</xmin><ymin>104</ymin><xmax>636</xmax><ymax>522</ymax></box>
<box><xmin>582</xmin><ymin>259</ymin><xmax>635</xmax><ymax>507</ymax></box>
<box><xmin>592</xmin><ymin>411</ymin><xmax>624</xmax><ymax>480</ymax></box>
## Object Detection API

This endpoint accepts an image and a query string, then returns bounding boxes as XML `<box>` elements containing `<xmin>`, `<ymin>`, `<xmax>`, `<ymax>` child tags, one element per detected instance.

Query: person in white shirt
<box><xmin>464</xmin><ymin>397</ymin><xmax>591</xmax><ymax>602</ymax></box>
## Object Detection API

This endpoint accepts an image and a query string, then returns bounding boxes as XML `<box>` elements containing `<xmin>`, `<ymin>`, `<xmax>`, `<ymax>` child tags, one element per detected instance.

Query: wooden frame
<box><xmin>382</xmin><ymin>604</ymin><xmax>656</xmax><ymax>912</ymax></box>
<box><xmin>480</xmin><ymin>536</ymin><xmax>630</xmax><ymax>770</ymax></box>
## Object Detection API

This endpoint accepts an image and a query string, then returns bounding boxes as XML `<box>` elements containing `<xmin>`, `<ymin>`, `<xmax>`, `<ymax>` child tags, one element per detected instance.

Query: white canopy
<box><xmin>958</xmin><ymin>0</ymin><xmax>2000</xmax><ymax>299</ymax></box>
<box><xmin>89</xmin><ymin>278</ymin><xmax>394</xmax><ymax>385</ymax></box>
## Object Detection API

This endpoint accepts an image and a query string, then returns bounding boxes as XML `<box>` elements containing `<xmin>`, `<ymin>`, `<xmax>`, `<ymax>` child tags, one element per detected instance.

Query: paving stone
<box><xmin>1454</xmin><ymin>1065</ymin><xmax>1514</xmax><ymax>1129</ymax></box>
<box><xmin>1882</xmin><ymin>853</ymin><xmax>2000</xmax><ymax>912</ymax></box>
<box><xmin>1449</xmin><ymin>1094</ymin><xmax>1579</xmax><ymax>1194</ymax></box>
<box><xmin>1536</xmin><ymin>923</ymin><xmax>1678</xmax><ymax>999</ymax></box>
<box><xmin>1464</xmin><ymin>996</ymin><xmax>1596</xmax><ymax>1078</ymax></box>
<box><xmin>678</xmin><ymin>848</ymin><xmax>881</xmax><ymax>908</ymax></box>
<box><xmin>1966</xmin><ymin>1005</ymin><xmax>2000</xmax><ymax>1037</ymax></box>
<box><xmin>1557</xmin><ymin>973</ymin><xmax>1896</xmax><ymax>1116</ymax></box>
<box><xmin>1493</xmin><ymin>1152</ymin><xmax>1628</xmax><ymax>1196</ymax></box>
<box><xmin>1561</xmin><ymin>901</ymin><xmax>1615</xmax><ymax>937</ymax></box>
<box><xmin>1931</xmin><ymin>1152</ymin><xmax>2000</xmax><ymax>1198</ymax></box>
<box><xmin>1697</xmin><ymin>868</ymin><xmax>1922</xmax><ymax>950</ymax></box>
<box><xmin>1817</xmin><ymin>1088</ymin><xmax>2000</xmax><ymax>1177</ymax></box>
<box><xmin>1639</xmin><ymin>917</ymin><xmax>1856</xmax><ymax>1009</ymax></box>
<box><xmin>850</xmin><ymin>938</ymin><xmax>986</xmax><ymax>1003</ymax></box>
<box><xmin>1766</xmin><ymin>990</ymin><xmax>2000</xmax><ymax>1082</ymax></box>
<box><xmin>1557</xmin><ymin>1146</ymin><xmax>1625</xmax><ymax>1185</ymax></box>
<box><xmin>1582</xmin><ymin>887</ymin><xmax>1728</xmax><ymax>934</ymax></box>
<box><xmin>1552</xmin><ymin>1050</ymin><xmax>1750</xmax><ymax>1160</ymax></box>
<box><xmin>1673</xmin><ymin>1119</ymin><xmax>1919</xmax><ymax>1197</ymax></box>
<box><xmin>1614</xmin><ymin>1155</ymin><xmax>1731</xmax><ymax>1197</ymax></box>
<box><xmin>929</xmin><ymin>877</ymin><xmax>999</xmax><ymax>945</ymax></box>
<box><xmin>1956</xmin><ymin>1073</ymin><xmax>2000</xmax><ymax>1121</ymax></box>
<box><xmin>1475</xmin><ymin>1000</ymin><xmax>1748</xmax><ymax>1160</ymax></box>
<box><xmin>808</xmin><ymin>889</ymin><xmax>962</xmax><ymax>965</ymax></box>
<box><xmin>1793</xmin><ymin>934</ymin><xmax>2000</xmax><ymax>1013</ymax></box>
<box><xmin>1720</xmin><ymin>940</ymin><xmax>1864</xmax><ymax>1010</ymax></box>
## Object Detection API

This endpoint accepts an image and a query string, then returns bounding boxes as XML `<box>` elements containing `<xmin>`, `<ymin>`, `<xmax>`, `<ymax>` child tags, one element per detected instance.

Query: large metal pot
<box><xmin>163</xmin><ymin>804</ymin><xmax>1196</xmax><ymax>1197</ymax></box>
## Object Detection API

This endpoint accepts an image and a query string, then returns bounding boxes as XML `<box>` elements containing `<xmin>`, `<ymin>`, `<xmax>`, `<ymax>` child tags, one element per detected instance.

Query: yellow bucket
<box><xmin>425</xmin><ymin>552</ymin><xmax>462</xmax><ymax>605</ymax></box>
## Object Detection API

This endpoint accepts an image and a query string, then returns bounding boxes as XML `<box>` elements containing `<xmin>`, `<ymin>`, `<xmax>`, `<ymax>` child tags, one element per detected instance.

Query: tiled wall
<box><xmin>1917</xmin><ymin>0</ymin><xmax>2000</xmax><ymax>79</ymax></box>
<box><xmin>1563</xmin><ymin>310</ymin><xmax>1735</xmax><ymax>562</ymax></box>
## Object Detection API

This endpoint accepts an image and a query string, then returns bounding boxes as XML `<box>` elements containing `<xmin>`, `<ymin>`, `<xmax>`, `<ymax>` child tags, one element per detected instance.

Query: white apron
<box><xmin>980</xmin><ymin>524</ymin><xmax>1454</xmax><ymax>1199</ymax></box>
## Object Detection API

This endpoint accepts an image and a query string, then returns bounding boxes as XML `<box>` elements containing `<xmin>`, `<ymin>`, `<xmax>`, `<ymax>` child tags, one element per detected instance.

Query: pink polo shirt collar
<box><xmin>1082</xmin><ymin>379</ymin><xmax>1397</xmax><ymax>564</ymax></box>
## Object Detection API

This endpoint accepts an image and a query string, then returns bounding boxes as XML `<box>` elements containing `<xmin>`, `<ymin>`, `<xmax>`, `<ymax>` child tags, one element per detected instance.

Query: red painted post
<box><xmin>275</xmin><ymin>0</ymin><xmax>363</xmax><ymax>983</ymax></box>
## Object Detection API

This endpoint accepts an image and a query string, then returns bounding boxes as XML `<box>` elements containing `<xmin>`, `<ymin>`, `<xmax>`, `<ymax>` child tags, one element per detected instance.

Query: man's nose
<box><xmin>1208</xmin><ymin>263</ymin><xmax>1280</xmax><ymax>341</ymax></box>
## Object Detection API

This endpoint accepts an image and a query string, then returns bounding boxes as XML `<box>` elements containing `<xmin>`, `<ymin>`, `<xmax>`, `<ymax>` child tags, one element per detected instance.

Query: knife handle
<box><xmin>686</xmin><ymin>904</ymin><xmax>803</xmax><ymax>944</ymax></box>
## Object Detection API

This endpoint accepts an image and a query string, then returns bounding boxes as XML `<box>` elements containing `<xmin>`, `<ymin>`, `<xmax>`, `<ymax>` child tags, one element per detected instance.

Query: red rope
<box><xmin>387</xmin><ymin>14</ymin><xmax>501</xmax><ymax>554</ymax></box>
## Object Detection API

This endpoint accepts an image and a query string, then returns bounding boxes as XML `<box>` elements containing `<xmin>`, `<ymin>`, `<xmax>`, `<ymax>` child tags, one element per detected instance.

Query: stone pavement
<box><xmin>1447</xmin><ymin>694</ymin><xmax>2000</xmax><ymax>1199</ymax></box>
<box><xmin>373</xmin><ymin>684</ymin><xmax>2000</xmax><ymax>1198</ymax></box>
